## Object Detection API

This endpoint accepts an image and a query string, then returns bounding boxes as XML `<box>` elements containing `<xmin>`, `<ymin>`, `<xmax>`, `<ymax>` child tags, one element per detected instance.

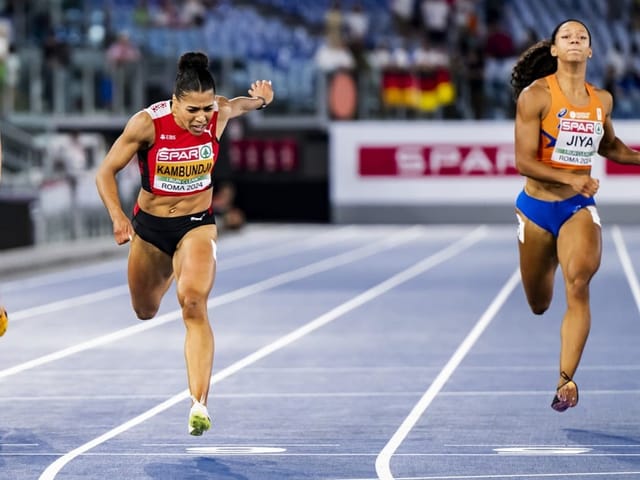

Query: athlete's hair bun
<box><xmin>178</xmin><ymin>52</ymin><xmax>209</xmax><ymax>72</ymax></box>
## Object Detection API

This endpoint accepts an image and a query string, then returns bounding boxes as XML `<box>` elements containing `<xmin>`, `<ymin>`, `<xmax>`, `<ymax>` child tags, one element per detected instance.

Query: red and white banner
<box><xmin>359</xmin><ymin>145</ymin><xmax>519</xmax><ymax>176</ymax></box>
<box><xmin>330</xmin><ymin>121</ymin><xmax>640</xmax><ymax>206</ymax></box>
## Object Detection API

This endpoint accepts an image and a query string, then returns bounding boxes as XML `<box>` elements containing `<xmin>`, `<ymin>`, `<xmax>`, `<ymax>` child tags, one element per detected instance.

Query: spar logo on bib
<box><xmin>200</xmin><ymin>144</ymin><xmax>212</xmax><ymax>159</ymax></box>
<box><xmin>559</xmin><ymin>119</ymin><xmax>602</xmax><ymax>134</ymax></box>
<box><xmin>154</xmin><ymin>143</ymin><xmax>215</xmax><ymax>192</ymax></box>
<box><xmin>157</xmin><ymin>144</ymin><xmax>213</xmax><ymax>162</ymax></box>
<box><xmin>552</xmin><ymin>119</ymin><xmax>604</xmax><ymax>167</ymax></box>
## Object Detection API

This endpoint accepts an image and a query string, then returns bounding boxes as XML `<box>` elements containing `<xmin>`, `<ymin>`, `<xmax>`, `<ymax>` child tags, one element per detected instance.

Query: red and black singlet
<box><xmin>138</xmin><ymin>100</ymin><xmax>220</xmax><ymax>196</ymax></box>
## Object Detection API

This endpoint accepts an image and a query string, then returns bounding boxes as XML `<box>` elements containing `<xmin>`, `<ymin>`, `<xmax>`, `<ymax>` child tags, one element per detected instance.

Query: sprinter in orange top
<box><xmin>511</xmin><ymin>19</ymin><xmax>640</xmax><ymax>412</ymax></box>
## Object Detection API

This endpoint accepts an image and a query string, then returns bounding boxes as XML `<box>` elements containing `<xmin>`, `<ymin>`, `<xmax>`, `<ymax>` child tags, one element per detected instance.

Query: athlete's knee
<box><xmin>131</xmin><ymin>301</ymin><xmax>160</xmax><ymax>320</ymax></box>
<box><xmin>134</xmin><ymin>308</ymin><xmax>158</xmax><ymax>321</ymax></box>
<box><xmin>565</xmin><ymin>274</ymin><xmax>591</xmax><ymax>301</ymax></box>
<box><xmin>529</xmin><ymin>300</ymin><xmax>550</xmax><ymax>315</ymax></box>
<box><xmin>525</xmin><ymin>289</ymin><xmax>552</xmax><ymax>315</ymax></box>
<box><xmin>179</xmin><ymin>290</ymin><xmax>208</xmax><ymax>321</ymax></box>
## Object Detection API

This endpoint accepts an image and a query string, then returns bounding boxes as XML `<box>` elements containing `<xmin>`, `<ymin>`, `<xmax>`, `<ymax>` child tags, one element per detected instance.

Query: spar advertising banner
<box><xmin>329</xmin><ymin>120</ymin><xmax>640</xmax><ymax>206</ymax></box>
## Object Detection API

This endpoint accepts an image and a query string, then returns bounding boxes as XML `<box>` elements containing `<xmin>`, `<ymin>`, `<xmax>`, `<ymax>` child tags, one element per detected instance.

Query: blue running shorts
<box><xmin>515</xmin><ymin>189</ymin><xmax>598</xmax><ymax>237</ymax></box>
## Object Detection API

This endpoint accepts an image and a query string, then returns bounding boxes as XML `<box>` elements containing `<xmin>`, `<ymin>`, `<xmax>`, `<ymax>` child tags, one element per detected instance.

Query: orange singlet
<box><xmin>538</xmin><ymin>74</ymin><xmax>605</xmax><ymax>170</ymax></box>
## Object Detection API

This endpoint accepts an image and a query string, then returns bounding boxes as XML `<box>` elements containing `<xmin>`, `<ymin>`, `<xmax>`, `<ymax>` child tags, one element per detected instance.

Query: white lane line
<box><xmin>6</xmin><ymin>226</ymin><xmax>358</xmax><ymax>323</ymax></box>
<box><xmin>375</xmin><ymin>267</ymin><xmax>521</xmax><ymax>480</ymax></box>
<box><xmin>17</xmin><ymin>364</ymin><xmax>640</xmax><ymax>375</ymax></box>
<box><xmin>8</xmin><ymin>285</ymin><xmax>130</xmax><ymax>321</ymax></box>
<box><xmin>0</xmin><ymin>261</ymin><xmax>125</xmax><ymax>291</ymax></box>
<box><xmin>217</xmin><ymin>225</ymin><xmax>359</xmax><ymax>268</ymax></box>
<box><xmin>0</xmin><ymin>392</ymin><xmax>428</xmax><ymax>401</ymax></box>
<box><xmin>0</xmin><ymin>225</ymin><xmax>306</xmax><ymax>291</ymax></box>
<box><xmin>6</xmin><ymin>389</ymin><xmax>640</xmax><ymax>402</ymax></box>
<box><xmin>0</xmin><ymin>443</ymin><xmax>39</xmax><ymax>447</ymax></box>
<box><xmin>0</xmin><ymin>226</ymin><xmax>424</xmax><ymax>380</ymax></box>
<box><xmin>16</xmin><ymin>452</ymin><xmax>640</xmax><ymax>460</ymax></box>
<box><xmin>335</xmin><ymin>471</ymin><xmax>640</xmax><ymax>480</ymax></box>
<box><xmin>142</xmin><ymin>443</ymin><xmax>341</xmax><ymax>447</ymax></box>
<box><xmin>37</xmin><ymin>226</ymin><xmax>488</xmax><ymax>479</ymax></box>
<box><xmin>446</xmin><ymin>444</ymin><xmax>640</xmax><ymax>447</ymax></box>
<box><xmin>612</xmin><ymin>225</ymin><xmax>640</xmax><ymax>314</ymax></box>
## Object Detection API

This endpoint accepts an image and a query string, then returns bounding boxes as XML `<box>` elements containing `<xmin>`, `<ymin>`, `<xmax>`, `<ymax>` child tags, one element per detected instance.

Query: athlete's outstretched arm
<box><xmin>222</xmin><ymin>80</ymin><xmax>275</xmax><ymax>118</ymax></box>
<box><xmin>96</xmin><ymin>111</ymin><xmax>154</xmax><ymax>244</ymax></box>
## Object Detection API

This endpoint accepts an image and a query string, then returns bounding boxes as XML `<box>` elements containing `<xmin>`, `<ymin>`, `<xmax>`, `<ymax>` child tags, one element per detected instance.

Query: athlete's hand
<box><xmin>571</xmin><ymin>175</ymin><xmax>599</xmax><ymax>197</ymax></box>
<box><xmin>248</xmin><ymin>80</ymin><xmax>274</xmax><ymax>106</ymax></box>
<box><xmin>112</xmin><ymin>214</ymin><xmax>134</xmax><ymax>245</ymax></box>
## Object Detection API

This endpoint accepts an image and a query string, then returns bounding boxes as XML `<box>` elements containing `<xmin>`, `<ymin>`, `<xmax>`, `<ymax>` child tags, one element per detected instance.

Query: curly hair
<box><xmin>510</xmin><ymin>19</ymin><xmax>591</xmax><ymax>100</ymax></box>
<box><xmin>510</xmin><ymin>40</ymin><xmax>556</xmax><ymax>100</ymax></box>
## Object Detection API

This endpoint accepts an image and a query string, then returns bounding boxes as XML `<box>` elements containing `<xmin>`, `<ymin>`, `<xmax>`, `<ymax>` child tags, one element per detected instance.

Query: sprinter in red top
<box><xmin>511</xmin><ymin>20</ymin><xmax>640</xmax><ymax>412</ymax></box>
<box><xmin>138</xmin><ymin>98</ymin><xmax>219</xmax><ymax>196</ymax></box>
<box><xmin>96</xmin><ymin>51</ymin><xmax>274</xmax><ymax>436</ymax></box>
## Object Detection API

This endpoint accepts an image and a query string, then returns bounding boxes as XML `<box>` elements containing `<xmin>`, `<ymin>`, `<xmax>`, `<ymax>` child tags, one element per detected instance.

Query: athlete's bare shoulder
<box><xmin>122</xmin><ymin>109</ymin><xmax>155</xmax><ymax>146</ymax></box>
<box><xmin>517</xmin><ymin>77</ymin><xmax>551</xmax><ymax>118</ymax></box>
<box><xmin>521</xmin><ymin>77</ymin><xmax>550</xmax><ymax>100</ymax></box>
<box><xmin>592</xmin><ymin>85</ymin><xmax>613</xmax><ymax>114</ymax></box>
<box><xmin>214</xmin><ymin>95</ymin><xmax>231</xmax><ymax>117</ymax></box>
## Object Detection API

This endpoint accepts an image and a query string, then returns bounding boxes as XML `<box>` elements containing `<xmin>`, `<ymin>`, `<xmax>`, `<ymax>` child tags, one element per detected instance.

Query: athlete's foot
<box><xmin>188</xmin><ymin>400</ymin><xmax>211</xmax><ymax>436</ymax></box>
<box><xmin>551</xmin><ymin>371</ymin><xmax>579</xmax><ymax>412</ymax></box>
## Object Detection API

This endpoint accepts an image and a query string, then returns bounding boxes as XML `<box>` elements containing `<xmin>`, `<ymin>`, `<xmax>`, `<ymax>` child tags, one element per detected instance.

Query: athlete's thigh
<box><xmin>128</xmin><ymin>237</ymin><xmax>174</xmax><ymax>306</ymax></box>
<box><xmin>557</xmin><ymin>207</ymin><xmax>602</xmax><ymax>281</ymax></box>
<box><xmin>173</xmin><ymin>225</ymin><xmax>218</xmax><ymax>299</ymax></box>
<box><xmin>517</xmin><ymin>209</ymin><xmax>558</xmax><ymax>303</ymax></box>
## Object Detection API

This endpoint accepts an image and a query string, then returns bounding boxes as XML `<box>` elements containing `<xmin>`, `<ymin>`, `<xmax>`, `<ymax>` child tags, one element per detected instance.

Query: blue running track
<box><xmin>1</xmin><ymin>224</ymin><xmax>640</xmax><ymax>480</ymax></box>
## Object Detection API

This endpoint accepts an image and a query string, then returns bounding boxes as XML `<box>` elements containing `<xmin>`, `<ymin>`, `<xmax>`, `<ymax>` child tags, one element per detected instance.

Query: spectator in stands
<box><xmin>1</xmin><ymin>43</ymin><xmax>19</xmax><ymax>115</ymax></box>
<box><xmin>419</xmin><ymin>0</ymin><xmax>451</xmax><ymax>44</ymax></box>
<box><xmin>368</xmin><ymin>38</ymin><xmax>393</xmax><ymax>71</ymax></box>
<box><xmin>511</xmin><ymin>19</ymin><xmax>640</xmax><ymax>414</ymax></box>
<box><xmin>325</xmin><ymin>0</ymin><xmax>344</xmax><ymax>46</ymax></box>
<box><xmin>95</xmin><ymin>51</ymin><xmax>274</xmax><ymax>437</ymax></box>
<box><xmin>484</xmin><ymin>15</ymin><xmax>517</xmax><ymax>117</ymax></box>
<box><xmin>106</xmin><ymin>31</ymin><xmax>141</xmax><ymax>67</ymax></box>
<box><xmin>389</xmin><ymin>0</ymin><xmax>420</xmax><ymax>33</ymax></box>
<box><xmin>106</xmin><ymin>31</ymin><xmax>142</xmax><ymax>113</ymax></box>
<box><xmin>452</xmin><ymin>0</ymin><xmax>479</xmax><ymax>35</ymax></box>
<box><xmin>456</xmin><ymin>22</ymin><xmax>485</xmax><ymax>119</ymax></box>
<box><xmin>450</xmin><ymin>1</ymin><xmax>484</xmax><ymax>119</ymax></box>
<box><xmin>345</xmin><ymin>1</ymin><xmax>369</xmax><ymax>43</ymax></box>
<box><xmin>314</xmin><ymin>36</ymin><xmax>356</xmax><ymax>73</ymax></box>
<box><xmin>55</xmin><ymin>130</ymin><xmax>88</xmax><ymax>175</ymax></box>
<box><xmin>0</xmin><ymin>18</ymin><xmax>9</xmax><ymax>91</ymax></box>
<box><xmin>151</xmin><ymin>0</ymin><xmax>181</xmax><ymax>28</ymax></box>
<box><xmin>344</xmin><ymin>0</ymin><xmax>370</xmax><ymax>69</ymax></box>
<box><xmin>41</xmin><ymin>28</ymin><xmax>71</xmax><ymax>112</ymax></box>
<box><xmin>181</xmin><ymin>0</ymin><xmax>207</xmax><ymax>27</ymax></box>
<box><xmin>376</xmin><ymin>37</ymin><xmax>413</xmax><ymax>117</ymax></box>
<box><xmin>132</xmin><ymin>0</ymin><xmax>152</xmax><ymax>28</ymax></box>
<box><xmin>412</xmin><ymin>36</ymin><xmax>454</xmax><ymax>116</ymax></box>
